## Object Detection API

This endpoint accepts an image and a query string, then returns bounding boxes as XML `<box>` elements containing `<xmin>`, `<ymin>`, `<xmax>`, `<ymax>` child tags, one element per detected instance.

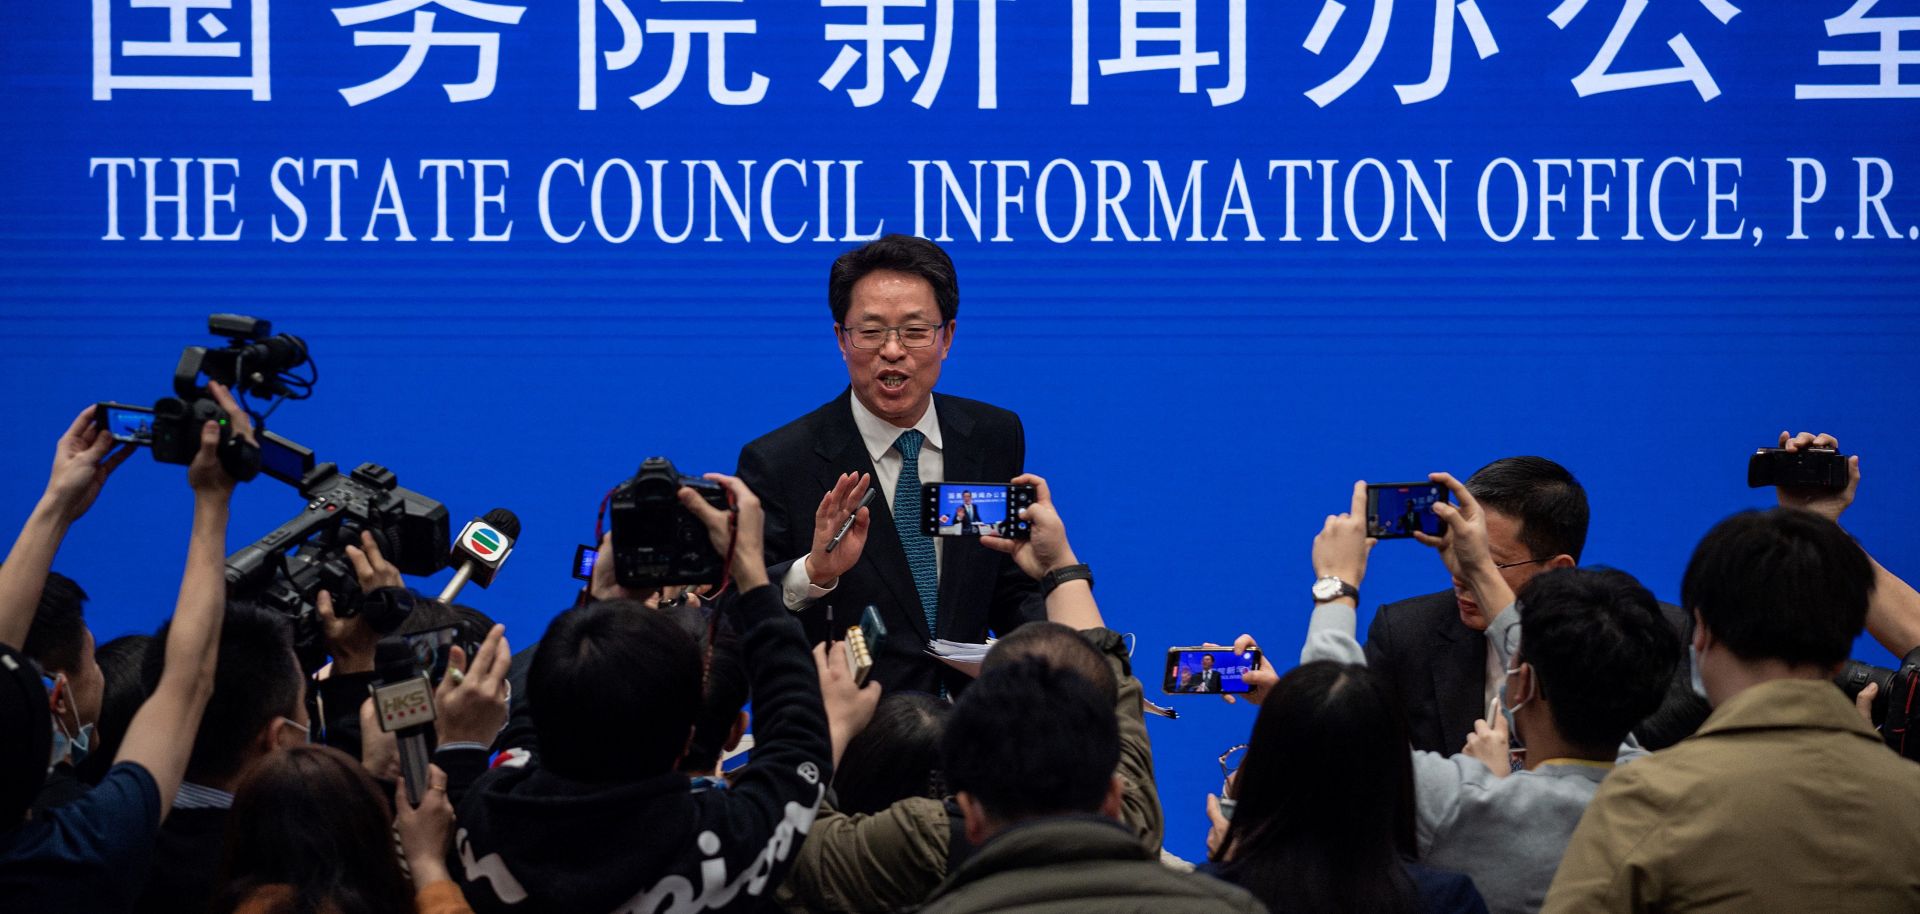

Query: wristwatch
<box><xmin>1041</xmin><ymin>563</ymin><xmax>1094</xmax><ymax>597</ymax></box>
<box><xmin>1311</xmin><ymin>576</ymin><xmax>1359</xmax><ymax>605</ymax></box>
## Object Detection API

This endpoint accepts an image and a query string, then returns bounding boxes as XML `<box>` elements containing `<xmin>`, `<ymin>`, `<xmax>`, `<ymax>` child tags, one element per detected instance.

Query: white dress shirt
<box><xmin>780</xmin><ymin>392</ymin><xmax>944</xmax><ymax>610</ymax></box>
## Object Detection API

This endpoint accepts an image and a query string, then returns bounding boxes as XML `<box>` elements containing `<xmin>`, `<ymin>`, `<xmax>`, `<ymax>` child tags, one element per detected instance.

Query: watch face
<box><xmin>1312</xmin><ymin>578</ymin><xmax>1341</xmax><ymax>600</ymax></box>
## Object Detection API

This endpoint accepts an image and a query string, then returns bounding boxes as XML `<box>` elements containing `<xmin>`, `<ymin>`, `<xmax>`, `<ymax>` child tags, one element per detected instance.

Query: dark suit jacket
<box><xmin>1364</xmin><ymin>590</ymin><xmax>1695</xmax><ymax>756</ymax></box>
<box><xmin>133</xmin><ymin>805</ymin><xmax>226</xmax><ymax>914</ymax></box>
<box><xmin>737</xmin><ymin>390</ymin><xmax>1045</xmax><ymax>695</ymax></box>
<box><xmin>1189</xmin><ymin>669</ymin><xmax>1222</xmax><ymax>693</ymax></box>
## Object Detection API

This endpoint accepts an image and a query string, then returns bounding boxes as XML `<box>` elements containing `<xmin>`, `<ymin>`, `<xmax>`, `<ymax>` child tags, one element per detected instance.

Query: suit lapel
<box><xmin>1429</xmin><ymin>611</ymin><xmax>1489</xmax><ymax>754</ymax></box>
<box><xmin>812</xmin><ymin>392</ymin><xmax>926</xmax><ymax>640</ymax></box>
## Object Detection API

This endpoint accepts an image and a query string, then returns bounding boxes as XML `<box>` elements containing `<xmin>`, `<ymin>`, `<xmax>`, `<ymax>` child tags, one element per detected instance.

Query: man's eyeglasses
<box><xmin>840</xmin><ymin>323</ymin><xmax>945</xmax><ymax>350</ymax></box>
<box><xmin>1494</xmin><ymin>557</ymin><xmax>1545</xmax><ymax>570</ymax></box>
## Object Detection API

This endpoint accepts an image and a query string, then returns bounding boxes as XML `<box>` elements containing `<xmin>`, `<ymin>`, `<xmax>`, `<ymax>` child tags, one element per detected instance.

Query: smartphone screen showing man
<box><xmin>919</xmin><ymin>482</ymin><xmax>1034</xmax><ymax>538</ymax></box>
<box><xmin>1162</xmin><ymin>647</ymin><xmax>1263</xmax><ymax>695</ymax></box>
<box><xmin>1366</xmin><ymin>482</ymin><xmax>1448</xmax><ymax>539</ymax></box>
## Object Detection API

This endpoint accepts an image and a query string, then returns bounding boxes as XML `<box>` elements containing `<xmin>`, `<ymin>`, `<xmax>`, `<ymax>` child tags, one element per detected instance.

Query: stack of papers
<box><xmin>927</xmin><ymin>638</ymin><xmax>995</xmax><ymax>674</ymax></box>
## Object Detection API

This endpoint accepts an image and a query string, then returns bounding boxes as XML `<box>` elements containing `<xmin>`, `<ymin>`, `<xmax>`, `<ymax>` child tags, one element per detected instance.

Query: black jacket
<box><xmin>1364</xmin><ymin>590</ymin><xmax>1695</xmax><ymax>755</ymax></box>
<box><xmin>132</xmin><ymin>806</ymin><xmax>226</xmax><ymax>914</ymax></box>
<box><xmin>736</xmin><ymin>390</ymin><xmax>1044</xmax><ymax>696</ymax></box>
<box><xmin>451</xmin><ymin>584</ymin><xmax>831</xmax><ymax>913</ymax></box>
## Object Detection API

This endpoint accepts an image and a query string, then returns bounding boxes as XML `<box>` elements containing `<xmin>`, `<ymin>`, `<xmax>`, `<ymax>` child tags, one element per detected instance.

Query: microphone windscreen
<box><xmin>481</xmin><ymin>508</ymin><xmax>521</xmax><ymax>541</ymax></box>
<box><xmin>372</xmin><ymin>636</ymin><xmax>417</xmax><ymax>685</ymax></box>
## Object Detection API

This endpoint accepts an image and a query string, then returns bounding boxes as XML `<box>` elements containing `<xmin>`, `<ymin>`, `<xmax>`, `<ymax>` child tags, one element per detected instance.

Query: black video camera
<box><xmin>609</xmin><ymin>457</ymin><xmax>729</xmax><ymax>589</ymax></box>
<box><xmin>1836</xmin><ymin>644</ymin><xmax>1920</xmax><ymax>761</ymax></box>
<box><xmin>102</xmin><ymin>314</ymin><xmax>314</xmax><ymax>481</ymax></box>
<box><xmin>226</xmin><ymin>458</ymin><xmax>449</xmax><ymax>672</ymax></box>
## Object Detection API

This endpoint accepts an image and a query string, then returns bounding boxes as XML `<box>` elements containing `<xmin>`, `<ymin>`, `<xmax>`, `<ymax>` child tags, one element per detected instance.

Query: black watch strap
<box><xmin>1041</xmin><ymin>564</ymin><xmax>1094</xmax><ymax>597</ymax></box>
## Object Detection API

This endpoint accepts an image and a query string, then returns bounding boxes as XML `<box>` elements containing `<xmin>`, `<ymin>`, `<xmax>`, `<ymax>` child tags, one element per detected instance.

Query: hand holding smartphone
<box><xmin>1162</xmin><ymin>646</ymin><xmax>1264</xmax><ymax>696</ymax></box>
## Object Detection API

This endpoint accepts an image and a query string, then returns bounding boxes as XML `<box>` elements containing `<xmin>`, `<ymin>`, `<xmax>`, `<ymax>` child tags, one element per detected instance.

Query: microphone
<box><xmin>370</xmin><ymin>636</ymin><xmax>436</xmax><ymax>805</ymax></box>
<box><xmin>437</xmin><ymin>508</ymin><xmax>521</xmax><ymax>604</ymax></box>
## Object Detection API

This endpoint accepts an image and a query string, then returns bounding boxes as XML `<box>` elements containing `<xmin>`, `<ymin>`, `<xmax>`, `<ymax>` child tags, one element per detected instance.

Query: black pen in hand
<box><xmin>825</xmin><ymin>487</ymin><xmax>878</xmax><ymax>553</ymax></box>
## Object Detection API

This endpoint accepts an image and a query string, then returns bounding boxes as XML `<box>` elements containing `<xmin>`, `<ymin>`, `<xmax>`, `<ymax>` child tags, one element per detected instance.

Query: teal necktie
<box><xmin>892</xmin><ymin>430</ymin><xmax>939</xmax><ymax>636</ymax></box>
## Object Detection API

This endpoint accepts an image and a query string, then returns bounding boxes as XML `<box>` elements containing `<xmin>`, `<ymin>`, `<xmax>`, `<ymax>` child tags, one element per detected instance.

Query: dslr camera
<box><xmin>1836</xmin><ymin>645</ymin><xmax>1920</xmax><ymax>761</ymax></box>
<box><xmin>609</xmin><ymin>457</ymin><xmax>729</xmax><ymax>589</ymax></box>
<box><xmin>226</xmin><ymin>458</ymin><xmax>450</xmax><ymax>672</ymax></box>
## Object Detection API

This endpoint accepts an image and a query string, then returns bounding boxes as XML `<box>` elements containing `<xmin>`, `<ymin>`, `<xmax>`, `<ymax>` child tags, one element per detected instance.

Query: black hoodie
<box><xmin>451</xmin><ymin>584</ymin><xmax>831</xmax><ymax>913</ymax></box>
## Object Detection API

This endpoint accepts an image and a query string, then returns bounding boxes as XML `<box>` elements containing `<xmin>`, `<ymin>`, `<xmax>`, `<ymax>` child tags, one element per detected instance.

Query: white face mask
<box><xmin>1496</xmin><ymin>666</ymin><xmax>1531</xmax><ymax>757</ymax></box>
<box><xmin>1689</xmin><ymin>644</ymin><xmax>1709</xmax><ymax>702</ymax></box>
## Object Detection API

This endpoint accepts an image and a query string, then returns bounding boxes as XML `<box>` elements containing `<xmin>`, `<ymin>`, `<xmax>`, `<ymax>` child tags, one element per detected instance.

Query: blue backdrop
<box><xmin>5</xmin><ymin>0</ymin><xmax>1919</xmax><ymax>862</ymax></box>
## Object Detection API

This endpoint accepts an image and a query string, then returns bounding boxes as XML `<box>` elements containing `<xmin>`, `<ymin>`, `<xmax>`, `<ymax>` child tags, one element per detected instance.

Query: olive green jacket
<box><xmin>778</xmin><ymin>627</ymin><xmax>1164</xmax><ymax>913</ymax></box>
<box><xmin>916</xmin><ymin>815</ymin><xmax>1265</xmax><ymax>914</ymax></box>
<box><xmin>1544</xmin><ymin>678</ymin><xmax>1920</xmax><ymax>913</ymax></box>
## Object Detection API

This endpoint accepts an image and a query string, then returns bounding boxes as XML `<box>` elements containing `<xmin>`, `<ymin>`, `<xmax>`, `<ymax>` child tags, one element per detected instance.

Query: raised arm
<box><xmin>981</xmin><ymin>473</ymin><xmax>1100</xmax><ymax>631</ymax></box>
<box><xmin>0</xmin><ymin>405</ymin><xmax>134</xmax><ymax>649</ymax></box>
<box><xmin>114</xmin><ymin>382</ymin><xmax>252</xmax><ymax>819</ymax></box>
<box><xmin>1775</xmin><ymin>431</ymin><xmax>1920</xmax><ymax>656</ymax></box>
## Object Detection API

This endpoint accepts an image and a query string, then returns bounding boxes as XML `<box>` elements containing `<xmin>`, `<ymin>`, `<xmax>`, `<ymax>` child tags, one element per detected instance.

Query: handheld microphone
<box><xmin>371</xmin><ymin>637</ymin><xmax>436</xmax><ymax>805</ymax></box>
<box><xmin>437</xmin><ymin>508</ymin><xmax>520</xmax><ymax>604</ymax></box>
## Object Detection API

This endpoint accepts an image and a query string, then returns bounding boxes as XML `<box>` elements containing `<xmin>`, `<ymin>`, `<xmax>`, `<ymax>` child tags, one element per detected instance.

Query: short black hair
<box><xmin>145</xmin><ymin>602</ymin><xmax>303</xmax><ymax>783</ymax></box>
<box><xmin>981</xmin><ymin>622</ymin><xmax>1116</xmax><ymax>707</ymax></box>
<box><xmin>1515</xmin><ymin>567</ymin><xmax>1680</xmax><ymax>751</ymax></box>
<box><xmin>23</xmin><ymin>571</ymin><xmax>88</xmax><ymax>674</ymax></box>
<box><xmin>1467</xmin><ymin>456</ymin><xmax>1590</xmax><ymax>562</ymax></box>
<box><xmin>828</xmin><ymin>234</ymin><xmax>959</xmax><ymax>325</ymax></box>
<box><xmin>74</xmin><ymin>634</ymin><xmax>155</xmax><ymax>786</ymax></box>
<box><xmin>1682</xmin><ymin>508</ymin><xmax>1874</xmax><ymax>668</ymax></box>
<box><xmin>835</xmin><ymin>692</ymin><xmax>950</xmax><ymax>815</ymax></box>
<box><xmin>530</xmin><ymin>600</ymin><xmax>702</xmax><ymax>782</ymax></box>
<box><xmin>0</xmin><ymin>644</ymin><xmax>53</xmax><ymax>825</ymax></box>
<box><xmin>680</xmin><ymin>627</ymin><xmax>748</xmax><ymax>776</ymax></box>
<box><xmin>943</xmin><ymin>658</ymin><xmax>1117</xmax><ymax>823</ymax></box>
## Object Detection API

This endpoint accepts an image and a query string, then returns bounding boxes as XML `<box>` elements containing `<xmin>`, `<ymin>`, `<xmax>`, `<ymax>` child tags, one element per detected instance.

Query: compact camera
<box><xmin>1747</xmin><ymin>447</ymin><xmax>1850</xmax><ymax>490</ymax></box>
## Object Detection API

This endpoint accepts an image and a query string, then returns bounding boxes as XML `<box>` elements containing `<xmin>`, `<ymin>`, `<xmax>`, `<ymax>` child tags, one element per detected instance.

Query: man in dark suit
<box><xmin>1358</xmin><ymin>458</ymin><xmax>1694</xmax><ymax>756</ymax></box>
<box><xmin>1184</xmin><ymin>654</ymin><xmax>1222</xmax><ymax>693</ymax></box>
<box><xmin>737</xmin><ymin>235</ymin><xmax>1045</xmax><ymax>696</ymax></box>
<box><xmin>953</xmin><ymin>491</ymin><xmax>983</xmax><ymax>535</ymax></box>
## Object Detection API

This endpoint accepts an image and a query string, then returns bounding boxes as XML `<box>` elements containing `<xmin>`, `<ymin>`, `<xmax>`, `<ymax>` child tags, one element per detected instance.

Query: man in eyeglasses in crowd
<box><xmin>1358</xmin><ymin>457</ymin><xmax>1693</xmax><ymax>755</ymax></box>
<box><xmin>737</xmin><ymin>235</ymin><xmax>1046</xmax><ymax>696</ymax></box>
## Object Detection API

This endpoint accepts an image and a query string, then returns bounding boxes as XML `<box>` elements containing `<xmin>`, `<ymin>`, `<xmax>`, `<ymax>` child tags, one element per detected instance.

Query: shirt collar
<box><xmin>848</xmin><ymin>391</ymin><xmax>942</xmax><ymax>465</ymax></box>
<box><xmin>174</xmin><ymin>781</ymin><xmax>235</xmax><ymax>810</ymax></box>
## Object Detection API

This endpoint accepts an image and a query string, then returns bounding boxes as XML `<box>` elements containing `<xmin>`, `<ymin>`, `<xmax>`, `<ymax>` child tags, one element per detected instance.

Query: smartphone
<box><xmin>920</xmin><ymin>482</ymin><xmax>1036</xmax><ymax>539</ymax></box>
<box><xmin>1367</xmin><ymin>482</ymin><xmax>1448</xmax><ymax>539</ymax></box>
<box><xmin>845</xmin><ymin>604</ymin><xmax>888</xmax><ymax>687</ymax></box>
<box><xmin>571</xmin><ymin>544</ymin><xmax>598</xmax><ymax>582</ymax></box>
<box><xmin>1163</xmin><ymin>647</ymin><xmax>1262</xmax><ymax>695</ymax></box>
<box><xmin>94</xmin><ymin>402</ymin><xmax>155</xmax><ymax>446</ymax></box>
<box><xmin>403</xmin><ymin>624</ymin><xmax>461</xmax><ymax>685</ymax></box>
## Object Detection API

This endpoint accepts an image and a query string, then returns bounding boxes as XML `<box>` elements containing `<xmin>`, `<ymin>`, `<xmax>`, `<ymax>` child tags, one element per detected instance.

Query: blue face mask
<box><xmin>46</xmin><ymin>674</ymin><xmax>95</xmax><ymax>768</ymax></box>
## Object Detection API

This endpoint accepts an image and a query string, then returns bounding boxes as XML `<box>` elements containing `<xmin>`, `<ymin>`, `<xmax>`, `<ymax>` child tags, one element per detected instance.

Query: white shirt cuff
<box><xmin>780</xmin><ymin>557</ymin><xmax>837</xmax><ymax>610</ymax></box>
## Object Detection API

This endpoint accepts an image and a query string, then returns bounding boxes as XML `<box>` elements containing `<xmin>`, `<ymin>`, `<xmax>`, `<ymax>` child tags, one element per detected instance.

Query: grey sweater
<box><xmin>1303</xmin><ymin>601</ymin><xmax>1613</xmax><ymax>914</ymax></box>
